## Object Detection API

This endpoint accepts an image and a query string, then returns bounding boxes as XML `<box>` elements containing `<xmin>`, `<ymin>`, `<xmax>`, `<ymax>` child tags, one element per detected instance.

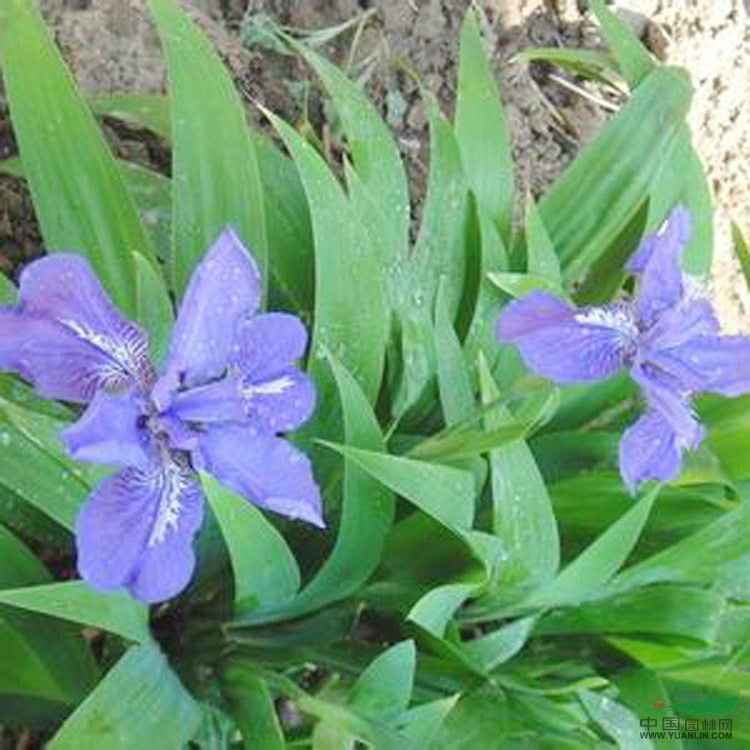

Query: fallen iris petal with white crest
<box><xmin>497</xmin><ymin>206</ymin><xmax>750</xmax><ymax>491</ymax></box>
<box><xmin>0</xmin><ymin>228</ymin><xmax>322</xmax><ymax>603</ymax></box>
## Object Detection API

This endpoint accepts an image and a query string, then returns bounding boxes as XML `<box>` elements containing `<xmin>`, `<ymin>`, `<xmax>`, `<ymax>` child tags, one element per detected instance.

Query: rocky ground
<box><xmin>2</xmin><ymin>0</ymin><xmax>748</xmax><ymax>329</ymax></box>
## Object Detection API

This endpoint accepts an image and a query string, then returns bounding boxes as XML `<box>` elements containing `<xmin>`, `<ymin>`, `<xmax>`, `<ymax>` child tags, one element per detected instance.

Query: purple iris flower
<box><xmin>497</xmin><ymin>206</ymin><xmax>750</xmax><ymax>491</ymax></box>
<box><xmin>0</xmin><ymin>228</ymin><xmax>321</xmax><ymax>603</ymax></box>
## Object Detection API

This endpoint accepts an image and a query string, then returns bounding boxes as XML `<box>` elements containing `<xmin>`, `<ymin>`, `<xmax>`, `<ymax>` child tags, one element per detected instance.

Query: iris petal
<box><xmin>0</xmin><ymin>254</ymin><xmax>152</xmax><ymax>401</ymax></box>
<box><xmin>76</xmin><ymin>468</ymin><xmax>158</xmax><ymax>593</ymax></box>
<box><xmin>169</xmin><ymin>367</ymin><xmax>315</xmax><ymax>434</ymax></box>
<box><xmin>161</xmin><ymin>228</ymin><xmax>261</xmax><ymax>391</ymax></box>
<box><xmin>242</xmin><ymin>368</ymin><xmax>316</xmax><ymax>434</ymax></box>
<box><xmin>630</xmin><ymin>362</ymin><xmax>704</xmax><ymax>450</ymax></box>
<box><xmin>128</xmin><ymin>470</ymin><xmax>204</xmax><ymax>604</ymax></box>
<box><xmin>60</xmin><ymin>389</ymin><xmax>150</xmax><ymax>468</ymax></box>
<box><xmin>233</xmin><ymin>313</ymin><xmax>309</xmax><ymax>381</ymax></box>
<box><xmin>625</xmin><ymin>235</ymin><xmax>658</xmax><ymax>275</ymax></box>
<box><xmin>636</xmin><ymin>297</ymin><xmax>724</xmax><ymax>397</ymax></box>
<box><xmin>76</xmin><ymin>459</ymin><xmax>204</xmax><ymax>603</ymax></box>
<box><xmin>641</xmin><ymin>297</ymin><xmax>719</xmax><ymax>354</ymax></box>
<box><xmin>633</xmin><ymin>206</ymin><xmax>690</xmax><ymax>325</ymax></box>
<box><xmin>497</xmin><ymin>291</ymin><xmax>631</xmax><ymax>383</ymax></box>
<box><xmin>619</xmin><ymin>410</ymin><xmax>684</xmax><ymax>492</ymax></box>
<box><xmin>168</xmin><ymin>375</ymin><xmax>247</xmax><ymax>424</ymax></box>
<box><xmin>0</xmin><ymin>312</ymin><xmax>131</xmax><ymax>402</ymax></box>
<box><xmin>667</xmin><ymin>335</ymin><xmax>750</xmax><ymax>397</ymax></box>
<box><xmin>198</xmin><ymin>424</ymin><xmax>323</xmax><ymax>527</ymax></box>
<box><xmin>19</xmin><ymin>254</ymin><xmax>151</xmax><ymax>388</ymax></box>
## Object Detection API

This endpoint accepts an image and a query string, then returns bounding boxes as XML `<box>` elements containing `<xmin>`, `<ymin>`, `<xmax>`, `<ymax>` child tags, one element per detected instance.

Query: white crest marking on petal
<box><xmin>147</xmin><ymin>461</ymin><xmax>189</xmax><ymax>547</ymax></box>
<box><xmin>574</xmin><ymin>306</ymin><xmax>638</xmax><ymax>339</ymax></box>
<box><xmin>59</xmin><ymin>318</ymin><xmax>150</xmax><ymax>386</ymax></box>
<box><xmin>242</xmin><ymin>375</ymin><xmax>295</xmax><ymax>397</ymax></box>
<box><xmin>61</xmin><ymin>319</ymin><xmax>129</xmax><ymax>360</ymax></box>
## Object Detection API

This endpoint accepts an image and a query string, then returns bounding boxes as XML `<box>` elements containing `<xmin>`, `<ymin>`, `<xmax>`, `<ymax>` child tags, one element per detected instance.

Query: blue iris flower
<box><xmin>0</xmin><ymin>228</ymin><xmax>322</xmax><ymax>603</ymax></box>
<box><xmin>497</xmin><ymin>206</ymin><xmax>750</xmax><ymax>491</ymax></box>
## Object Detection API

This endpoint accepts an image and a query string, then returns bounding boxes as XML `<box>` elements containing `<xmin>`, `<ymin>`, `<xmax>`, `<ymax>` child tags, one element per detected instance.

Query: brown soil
<box><xmin>647</xmin><ymin>0</ymin><xmax>750</xmax><ymax>333</ymax></box>
<box><xmin>2</xmin><ymin>0</ymin><xmax>748</xmax><ymax>333</ymax></box>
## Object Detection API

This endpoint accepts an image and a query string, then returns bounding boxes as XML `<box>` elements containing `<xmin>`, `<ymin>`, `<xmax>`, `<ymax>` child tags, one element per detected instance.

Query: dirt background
<box><xmin>3</xmin><ymin>0</ymin><xmax>749</xmax><ymax>330</ymax></box>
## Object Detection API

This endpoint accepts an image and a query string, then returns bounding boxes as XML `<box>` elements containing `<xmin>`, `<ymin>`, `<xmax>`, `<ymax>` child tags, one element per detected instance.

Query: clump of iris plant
<box><xmin>0</xmin><ymin>229</ymin><xmax>321</xmax><ymax>603</ymax></box>
<box><xmin>497</xmin><ymin>206</ymin><xmax>750</xmax><ymax>491</ymax></box>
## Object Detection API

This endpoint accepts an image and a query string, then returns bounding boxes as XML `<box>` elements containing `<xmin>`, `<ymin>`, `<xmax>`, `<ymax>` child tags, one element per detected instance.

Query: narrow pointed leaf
<box><xmin>460</xmin><ymin>616</ymin><xmax>536</xmax><ymax>673</ymax></box>
<box><xmin>0</xmin><ymin>526</ymin><xmax>96</xmax><ymax>706</ymax></box>
<box><xmin>253</xmin><ymin>135</ymin><xmax>314</xmax><ymax>314</ymax></box>
<box><xmin>349</xmin><ymin>641</ymin><xmax>416</xmax><ymax>721</ymax></box>
<box><xmin>455</xmin><ymin>7</ymin><xmax>514</xmax><ymax>240</ymax></box>
<box><xmin>479</xmin><ymin>357</ymin><xmax>559</xmax><ymax>590</ymax></box>
<box><xmin>733</xmin><ymin>222</ymin><xmax>750</xmax><ymax>291</ymax></box>
<box><xmin>0</xmin><ymin>483</ymin><xmax>65</xmax><ymax>548</ymax></box>
<box><xmin>611</xmin><ymin>502</ymin><xmax>750</xmax><ymax>596</ymax></box>
<box><xmin>525</xmin><ymin>197</ymin><xmax>561</xmax><ymax>283</ymax></box>
<box><xmin>251</xmin><ymin>667</ymin><xmax>414</xmax><ymax>750</ymax></box>
<box><xmin>589</xmin><ymin>0</ymin><xmax>654</xmax><ymax>87</ymax></box>
<box><xmin>148</xmin><ymin>0</ymin><xmax>266</xmax><ymax>293</ymax></box>
<box><xmin>407</xmin><ymin>577</ymin><xmax>499</xmax><ymax>677</ymax></box>
<box><xmin>134</xmin><ymin>252</ymin><xmax>173</xmax><ymax>366</ymax></box>
<box><xmin>258</xmin><ymin>355</ymin><xmax>393</xmax><ymax>623</ymax></box>
<box><xmin>409</xmin><ymin>583</ymin><xmax>476</xmax><ymax>640</ymax></box>
<box><xmin>408</xmin><ymin>422</ymin><xmax>527</xmax><ymax>463</ymax></box>
<box><xmin>537</xmin><ymin>584</ymin><xmax>724</xmax><ymax>645</ymax></box>
<box><xmin>202</xmin><ymin>474</ymin><xmax>300</xmax><ymax>612</ymax></box>
<box><xmin>294</xmin><ymin>41</ymin><xmax>409</xmax><ymax>264</ymax></box>
<box><xmin>118</xmin><ymin>161</ymin><xmax>172</xmax><ymax>260</ymax></box>
<box><xmin>393</xmin><ymin>97</ymin><xmax>469</xmax><ymax>416</ymax></box>
<box><xmin>464</xmin><ymin>208</ymin><xmax>508</xmax><ymax>369</ymax></box>
<box><xmin>221</xmin><ymin>669</ymin><xmax>285</xmax><ymax>750</ymax></box>
<box><xmin>321</xmin><ymin>443</ymin><xmax>475</xmax><ymax>531</ymax></box>
<box><xmin>488</xmin><ymin>272</ymin><xmax>565</xmax><ymax>299</ymax></box>
<box><xmin>0</xmin><ymin>581</ymin><xmax>149</xmax><ymax>643</ymax></box>
<box><xmin>49</xmin><ymin>642</ymin><xmax>201</xmax><ymax>749</ymax></box>
<box><xmin>0</xmin><ymin>272</ymin><xmax>17</xmax><ymax>304</ymax></box>
<box><xmin>435</xmin><ymin>282</ymin><xmax>475</xmax><ymax>427</ymax></box>
<box><xmin>522</xmin><ymin>486</ymin><xmax>659</xmax><ymax>610</ymax></box>
<box><xmin>267</xmin><ymin>113</ymin><xmax>386</xmax><ymax>404</ymax></box>
<box><xmin>0</xmin><ymin>408</ymin><xmax>87</xmax><ymax>530</ymax></box>
<box><xmin>88</xmin><ymin>93</ymin><xmax>171</xmax><ymax>140</ymax></box>
<box><xmin>516</xmin><ymin>47</ymin><xmax>618</xmax><ymax>84</ymax></box>
<box><xmin>579</xmin><ymin>689</ymin><xmax>648</xmax><ymax>750</ymax></box>
<box><xmin>647</xmin><ymin>128</ymin><xmax>713</xmax><ymax>275</ymax></box>
<box><xmin>612</xmin><ymin>669</ymin><xmax>679</xmax><ymax>750</ymax></box>
<box><xmin>412</xmin><ymin>94</ymin><xmax>470</xmax><ymax>324</ymax></box>
<box><xmin>539</xmin><ymin>67</ymin><xmax>691</xmax><ymax>282</ymax></box>
<box><xmin>398</xmin><ymin>696</ymin><xmax>459</xmax><ymax>747</ymax></box>
<box><xmin>0</xmin><ymin>0</ymin><xmax>156</xmax><ymax>315</ymax></box>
